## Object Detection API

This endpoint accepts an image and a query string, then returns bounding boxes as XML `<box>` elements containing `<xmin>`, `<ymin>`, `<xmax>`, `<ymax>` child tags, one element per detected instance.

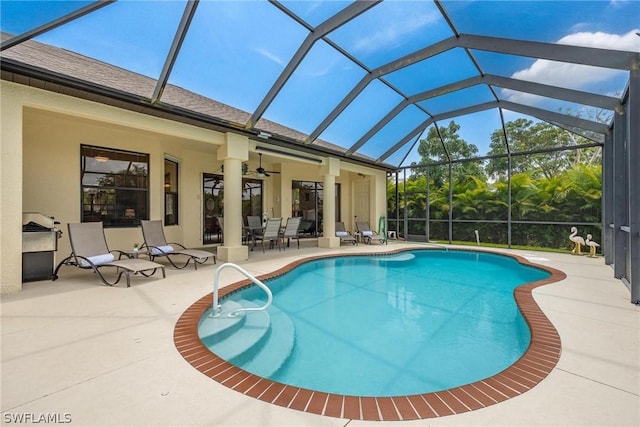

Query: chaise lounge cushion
<box><xmin>79</xmin><ymin>253</ymin><xmax>115</xmax><ymax>267</ymax></box>
<box><xmin>150</xmin><ymin>245</ymin><xmax>175</xmax><ymax>256</ymax></box>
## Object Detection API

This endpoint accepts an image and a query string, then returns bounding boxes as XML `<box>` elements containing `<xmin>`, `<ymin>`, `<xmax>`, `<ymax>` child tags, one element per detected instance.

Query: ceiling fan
<box><xmin>255</xmin><ymin>153</ymin><xmax>280</xmax><ymax>177</ymax></box>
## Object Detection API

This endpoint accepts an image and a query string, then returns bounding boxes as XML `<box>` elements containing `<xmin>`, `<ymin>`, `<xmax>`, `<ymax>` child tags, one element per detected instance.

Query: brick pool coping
<box><xmin>174</xmin><ymin>248</ymin><xmax>566</xmax><ymax>421</ymax></box>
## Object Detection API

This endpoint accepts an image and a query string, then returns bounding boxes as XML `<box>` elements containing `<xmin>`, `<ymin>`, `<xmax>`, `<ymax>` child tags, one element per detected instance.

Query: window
<box><xmin>164</xmin><ymin>158</ymin><xmax>179</xmax><ymax>225</ymax></box>
<box><xmin>291</xmin><ymin>181</ymin><xmax>341</xmax><ymax>237</ymax></box>
<box><xmin>81</xmin><ymin>145</ymin><xmax>149</xmax><ymax>227</ymax></box>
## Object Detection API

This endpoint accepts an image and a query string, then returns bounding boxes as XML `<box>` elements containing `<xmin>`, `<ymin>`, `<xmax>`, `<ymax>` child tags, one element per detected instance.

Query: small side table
<box><xmin>125</xmin><ymin>248</ymin><xmax>147</xmax><ymax>259</ymax></box>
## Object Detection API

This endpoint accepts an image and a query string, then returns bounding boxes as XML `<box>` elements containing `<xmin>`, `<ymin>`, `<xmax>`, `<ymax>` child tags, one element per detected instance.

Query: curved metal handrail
<box><xmin>211</xmin><ymin>263</ymin><xmax>273</xmax><ymax>318</ymax></box>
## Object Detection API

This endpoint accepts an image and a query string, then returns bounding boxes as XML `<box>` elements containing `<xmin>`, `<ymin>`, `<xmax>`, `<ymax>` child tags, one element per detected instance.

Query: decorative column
<box><xmin>216</xmin><ymin>133</ymin><xmax>249</xmax><ymax>262</ymax></box>
<box><xmin>0</xmin><ymin>83</ymin><xmax>24</xmax><ymax>293</ymax></box>
<box><xmin>373</xmin><ymin>170</ymin><xmax>388</xmax><ymax>237</ymax></box>
<box><xmin>318</xmin><ymin>158</ymin><xmax>340</xmax><ymax>249</ymax></box>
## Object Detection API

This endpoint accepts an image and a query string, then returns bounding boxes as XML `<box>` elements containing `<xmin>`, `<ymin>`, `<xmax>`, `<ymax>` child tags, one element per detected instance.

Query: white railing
<box><xmin>211</xmin><ymin>263</ymin><xmax>273</xmax><ymax>318</ymax></box>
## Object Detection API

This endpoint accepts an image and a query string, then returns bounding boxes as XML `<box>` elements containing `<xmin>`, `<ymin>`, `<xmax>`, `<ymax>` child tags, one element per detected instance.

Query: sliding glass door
<box><xmin>291</xmin><ymin>181</ymin><xmax>340</xmax><ymax>237</ymax></box>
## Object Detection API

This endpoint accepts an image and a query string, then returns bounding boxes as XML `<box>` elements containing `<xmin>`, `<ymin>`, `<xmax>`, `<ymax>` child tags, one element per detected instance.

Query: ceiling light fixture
<box><xmin>94</xmin><ymin>155</ymin><xmax>109</xmax><ymax>162</ymax></box>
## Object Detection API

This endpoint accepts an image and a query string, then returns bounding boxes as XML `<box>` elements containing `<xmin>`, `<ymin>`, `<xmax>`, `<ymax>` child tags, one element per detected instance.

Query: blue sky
<box><xmin>1</xmin><ymin>0</ymin><xmax>638</xmax><ymax>167</ymax></box>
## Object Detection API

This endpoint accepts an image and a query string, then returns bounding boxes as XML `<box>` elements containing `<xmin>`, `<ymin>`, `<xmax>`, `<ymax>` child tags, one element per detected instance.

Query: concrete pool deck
<box><xmin>1</xmin><ymin>242</ymin><xmax>639</xmax><ymax>426</ymax></box>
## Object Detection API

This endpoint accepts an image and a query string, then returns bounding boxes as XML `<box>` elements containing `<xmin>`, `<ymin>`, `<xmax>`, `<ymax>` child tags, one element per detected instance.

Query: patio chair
<box><xmin>355</xmin><ymin>221</ymin><xmax>386</xmax><ymax>245</ymax></box>
<box><xmin>140</xmin><ymin>220</ymin><xmax>215</xmax><ymax>269</ymax></box>
<box><xmin>53</xmin><ymin>222</ymin><xmax>165</xmax><ymax>287</ymax></box>
<box><xmin>335</xmin><ymin>222</ymin><xmax>357</xmax><ymax>245</ymax></box>
<box><xmin>254</xmin><ymin>218</ymin><xmax>282</xmax><ymax>253</ymax></box>
<box><xmin>247</xmin><ymin>215</ymin><xmax>263</xmax><ymax>230</ymax></box>
<box><xmin>281</xmin><ymin>217</ymin><xmax>302</xmax><ymax>249</ymax></box>
<box><xmin>244</xmin><ymin>215</ymin><xmax>264</xmax><ymax>248</ymax></box>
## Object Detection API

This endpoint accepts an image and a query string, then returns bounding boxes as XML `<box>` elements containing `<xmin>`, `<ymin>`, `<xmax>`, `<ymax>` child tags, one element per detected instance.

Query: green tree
<box><xmin>411</xmin><ymin>121</ymin><xmax>485</xmax><ymax>185</ymax></box>
<box><xmin>486</xmin><ymin>118</ymin><xmax>601</xmax><ymax>180</ymax></box>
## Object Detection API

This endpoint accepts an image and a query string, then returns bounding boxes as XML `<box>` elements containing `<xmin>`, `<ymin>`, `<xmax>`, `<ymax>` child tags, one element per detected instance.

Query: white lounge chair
<box><xmin>355</xmin><ymin>221</ymin><xmax>386</xmax><ymax>245</ymax></box>
<box><xmin>53</xmin><ymin>222</ymin><xmax>165</xmax><ymax>287</ymax></box>
<box><xmin>141</xmin><ymin>220</ymin><xmax>215</xmax><ymax>269</ymax></box>
<box><xmin>336</xmin><ymin>222</ymin><xmax>357</xmax><ymax>245</ymax></box>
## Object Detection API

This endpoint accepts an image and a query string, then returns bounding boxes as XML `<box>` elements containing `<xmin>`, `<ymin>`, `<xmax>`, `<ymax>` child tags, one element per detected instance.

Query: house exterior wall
<box><xmin>0</xmin><ymin>80</ymin><xmax>387</xmax><ymax>293</ymax></box>
<box><xmin>22</xmin><ymin>107</ymin><xmax>224</xmax><ymax>257</ymax></box>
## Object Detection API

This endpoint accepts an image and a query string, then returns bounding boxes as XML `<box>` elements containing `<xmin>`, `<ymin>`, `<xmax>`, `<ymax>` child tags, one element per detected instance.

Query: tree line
<box><xmin>387</xmin><ymin>119</ymin><xmax>602</xmax><ymax>250</ymax></box>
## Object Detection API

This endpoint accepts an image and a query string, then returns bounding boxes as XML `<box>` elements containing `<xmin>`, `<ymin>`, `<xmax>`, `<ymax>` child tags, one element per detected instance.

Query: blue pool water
<box><xmin>199</xmin><ymin>250</ymin><xmax>550</xmax><ymax>397</ymax></box>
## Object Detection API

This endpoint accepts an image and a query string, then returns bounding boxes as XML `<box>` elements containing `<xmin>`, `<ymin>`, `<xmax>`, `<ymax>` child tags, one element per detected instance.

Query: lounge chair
<box><xmin>355</xmin><ymin>221</ymin><xmax>386</xmax><ymax>245</ymax></box>
<box><xmin>281</xmin><ymin>217</ymin><xmax>302</xmax><ymax>249</ymax></box>
<box><xmin>53</xmin><ymin>222</ymin><xmax>165</xmax><ymax>287</ymax></box>
<box><xmin>254</xmin><ymin>218</ymin><xmax>282</xmax><ymax>253</ymax></box>
<box><xmin>336</xmin><ymin>222</ymin><xmax>357</xmax><ymax>245</ymax></box>
<box><xmin>140</xmin><ymin>220</ymin><xmax>215</xmax><ymax>269</ymax></box>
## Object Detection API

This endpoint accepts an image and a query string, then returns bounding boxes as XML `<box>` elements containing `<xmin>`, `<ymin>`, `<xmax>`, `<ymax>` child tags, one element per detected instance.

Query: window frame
<box><xmin>164</xmin><ymin>156</ymin><xmax>179</xmax><ymax>226</ymax></box>
<box><xmin>80</xmin><ymin>144</ymin><xmax>150</xmax><ymax>228</ymax></box>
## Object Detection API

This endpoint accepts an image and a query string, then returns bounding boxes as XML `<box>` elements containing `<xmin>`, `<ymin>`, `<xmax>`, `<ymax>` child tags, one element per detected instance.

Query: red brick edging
<box><xmin>174</xmin><ymin>249</ymin><xmax>566</xmax><ymax>421</ymax></box>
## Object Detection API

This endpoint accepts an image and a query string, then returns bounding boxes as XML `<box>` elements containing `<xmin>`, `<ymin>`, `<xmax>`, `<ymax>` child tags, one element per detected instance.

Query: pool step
<box><xmin>199</xmin><ymin>299</ymin><xmax>295</xmax><ymax>378</ymax></box>
<box><xmin>237</xmin><ymin>306</ymin><xmax>295</xmax><ymax>378</ymax></box>
<box><xmin>198</xmin><ymin>300</ymin><xmax>246</xmax><ymax>343</ymax></box>
<box><xmin>371</xmin><ymin>253</ymin><xmax>416</xmax><ymax>262</ymax></box>
<box><xmin>200</xmin><ymin>299</ymin><xmax>270</xmax><ymax>362</ymax></box>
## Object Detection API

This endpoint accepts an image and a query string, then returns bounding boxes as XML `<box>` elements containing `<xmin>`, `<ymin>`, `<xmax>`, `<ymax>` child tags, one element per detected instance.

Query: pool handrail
<box><xmin>211</xmin><ymin>262</ymin><xmax>273</xmax><ymax>318</ymax></box>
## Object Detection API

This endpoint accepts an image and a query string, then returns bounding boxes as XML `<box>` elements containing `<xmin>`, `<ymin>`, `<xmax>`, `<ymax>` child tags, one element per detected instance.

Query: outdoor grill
<box><xmin>22</xmin><ymin>213</ymin><xmax>62</xmax><ymax>282</ymax></box>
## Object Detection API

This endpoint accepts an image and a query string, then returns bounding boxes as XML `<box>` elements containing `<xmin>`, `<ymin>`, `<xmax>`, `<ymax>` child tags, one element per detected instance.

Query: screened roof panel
<box><xmin>472</xmin><ymin>50</ymin><xmax>632</xmax><ymax>97</ymax></box>
<box><xmin>441</xmin><ymin>1</ymin><xmax>637</xmax><ymax>43</ymax></box>
<box><xmin>385</xmin><ymin>130</ymin><xmax>424</xmax><ymax>167</ymax></box>
<box><xmin>318</xmin><ymin>79</ymin><xmax>404</xmax><ymax>150</ymax></box>
<box><xmin>470</xmin><ymin>50</ymin><xmax>536</xmax><ymax>78</ymax></box>
<box><xmin>383</xmin><ymin>48</ymin><xmax>479</xmax><ymax>95</ymax></box>
<box><xmin>358</xmin><ymin>105</ymin><xmax>429</xmax><ymax>160</ymax></box>
<box><xmin>326</xmin><ymin>0</ymin><xmax>453</xmax><ymax>69</ymax></box>
<box><xmin>497</xmin><ymin>90</ymin><xmax>614</xmax><ymax>123</ymax></box>
<box><xmin>262</xmin><ymin>40</ymin><xmax>365</xmax><ymax>136</ymax></box>
<box><xmin>398</xmin><ymin>124</ymin><xmax>436</xmax><ymax>166</ymax></box>
<box><xmin>169</xmin><ymin>1</ymin><xmax>306</xmax><ymax>114</ymax></box>
<box><xmin>278</xmin><ymin>1</ymin><xmax>353</xmax><ymax>27</ymax></box>
<box><xmin>0</xmin><ymin>0</ymin><xmax>94</xmax><ymax>34</ymax></box>
<box><xmin>31</xmin><ymin>1</ymin><xmax>183</xmax><ymax>81</ymax></box>
<box><xmin>1</xmin><ymin>0</ymin><xmax>637</xmax><ymax>171</ymax></box>
<box><xmin>448</xmin><ymin>110</ymin><xmax>505</xmax><ymax>157</ymax></box>
<box><xmin>419</xmin><ymin>85</ymin><xmax>496</xmax><ymax>116</ymax></box>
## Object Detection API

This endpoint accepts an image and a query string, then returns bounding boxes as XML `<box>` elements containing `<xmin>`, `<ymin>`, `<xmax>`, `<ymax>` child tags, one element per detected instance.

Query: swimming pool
<box><xmin>176</xmin><ymin>248</ymin><xmax>565</xmax><ymax>421</ymax></box>
<box><xmin>200</xmin><ymin>249</ymin><xmax>547</xmax><ymax>396</ymax></box>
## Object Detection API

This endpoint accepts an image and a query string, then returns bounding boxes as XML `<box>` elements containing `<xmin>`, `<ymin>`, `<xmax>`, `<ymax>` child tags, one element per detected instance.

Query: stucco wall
<box><xmin>22</xmin><ymin>108</ymin><xmax>223</xmax><ymax>257</ymax></box>
<box><xmin>1</xmin><ymin>80</ymin><xmax>387</xmax><ymax>293</ymax></box>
